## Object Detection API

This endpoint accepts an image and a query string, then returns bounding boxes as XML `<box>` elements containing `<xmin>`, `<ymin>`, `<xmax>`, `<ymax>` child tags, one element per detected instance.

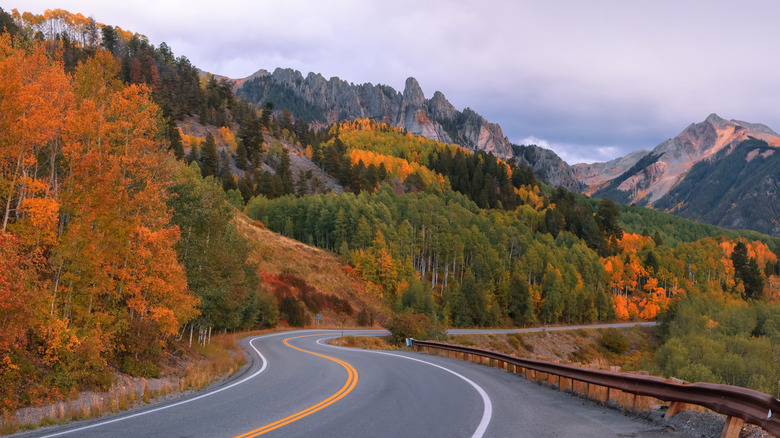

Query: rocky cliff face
<box><xmin>235</xmin><ymin>68</ymin><xmax>515</xmax><ymax>158</ymax></box>
<box><xmin>572</xmin><ymin>149</ymin><xmax>649</xmax><ymax>194</ymax></box>
<box><xmin>512</xmin><ymin>144</ymin><xmax>584</xmax><ymax>192</ymax></box>
<box><xmin>588</xmin><ymin>113</ymin><xmax>780</xmax><ymax>206</ymax></box>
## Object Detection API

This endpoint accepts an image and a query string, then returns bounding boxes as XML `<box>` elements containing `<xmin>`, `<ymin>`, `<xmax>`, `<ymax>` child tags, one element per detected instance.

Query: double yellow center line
<box><xmin>234</xmin><ymin>334</ymin><xmax>358</xmax><ymax>438</ymax></box>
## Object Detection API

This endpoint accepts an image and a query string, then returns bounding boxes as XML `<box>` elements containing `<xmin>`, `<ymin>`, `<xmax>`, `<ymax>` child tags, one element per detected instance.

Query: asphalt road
<box><xmin>13</xmin><ymin>323</ymin><xmax>676</xmax><ymax>438</ymax></box>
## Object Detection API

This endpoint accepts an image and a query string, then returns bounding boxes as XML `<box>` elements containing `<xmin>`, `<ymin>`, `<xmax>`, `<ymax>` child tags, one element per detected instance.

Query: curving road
<box><xmin>13</xmin><ymin>325</ymin><xmax>676</xmax><ymax>438</ymax></box>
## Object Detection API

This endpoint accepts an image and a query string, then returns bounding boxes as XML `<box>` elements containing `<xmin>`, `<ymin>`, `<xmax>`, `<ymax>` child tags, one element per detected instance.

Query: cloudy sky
<box><xmin>12</xmin><ymin>0</ymin><xmax>780</xmax><ymax>163</ymax></box>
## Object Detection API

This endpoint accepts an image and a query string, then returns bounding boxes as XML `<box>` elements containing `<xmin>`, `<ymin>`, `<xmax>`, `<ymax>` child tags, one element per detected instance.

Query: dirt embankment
<box><xmin>446</xmin><ymin>325</ymin><xmax>659</xmax><ymax>371</ymax></box>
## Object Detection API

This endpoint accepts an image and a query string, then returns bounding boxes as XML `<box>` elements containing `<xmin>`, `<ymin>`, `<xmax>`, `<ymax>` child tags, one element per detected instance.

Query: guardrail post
<box><xmin>720</xmin><ymin>416</ymin><xmax>744</xmax><ymax>438</ymax></box>
<box><xmin>665</xmin><ymin>401</ymin><xmax>686</xmax><ymax>418</ymax></box>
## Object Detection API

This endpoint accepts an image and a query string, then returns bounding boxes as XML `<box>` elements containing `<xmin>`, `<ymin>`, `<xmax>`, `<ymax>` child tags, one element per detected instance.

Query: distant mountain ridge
<box><xmin>232</xmin><ymin>68</ymin><xmax>584</xmax><ymax>191</ymax></box>
<box><xmin>575</xmin><ymin>113</ymin><xmax>780</xmax><ymax>237</ymax></box>
<box><xmin>654</xmin><ymin>138</ymin><xmax>780</xmax><ymax>236</ymax></box>
<box><xmin>234</xmin><ymin>68</ymin><xmax>514</xmax><ymax>157</ymax></box>
<box><xmin>573</xmin><ymin>149</ymin><xmax>649</xmax><ymax>190</ymax></box>
<box><xmin>233</xmin><ymin>70</ymin><xmax>779</xmax><ymax>237</ymax></box>
<box><xmin>585</xmin><ymin>114</ymin><xmax>780</xmax><ymax>205</ymax></box>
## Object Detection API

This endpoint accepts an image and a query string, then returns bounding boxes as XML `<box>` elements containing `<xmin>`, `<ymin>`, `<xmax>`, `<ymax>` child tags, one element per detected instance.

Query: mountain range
<box><xmin>233</xmin><ymin>68</ymin><xmax>583</xmax><ymax>192</ymax></box>
<box><xmin>232</xmin><ymin>69</ymin><xmax>779</xmax><ymax>237</ymax></box>
<box><xmin>235</xmin><ymin>69</ymin><xmax>513</xmax><ymax>157</ymax></box>
<box><xmin>578</xmin><ymin>113</ymin><xmax>780</xmax><ymax>237</ymax></box>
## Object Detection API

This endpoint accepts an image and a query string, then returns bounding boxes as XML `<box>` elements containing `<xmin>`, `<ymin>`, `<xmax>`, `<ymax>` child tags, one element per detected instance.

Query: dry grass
<box><xmin>444</xmin><ymin>326</ymin><xmax>659</xmax><ymax>371</ymax></box>
<box><xmin>329</xmin><ymin>336</ymin><xmax>398</xmax><ymax>350</ymax></box>
<box><xmin>178</xmin><ymin>328</ymin><xmax>259</xmax><ymax>392</ymax></box>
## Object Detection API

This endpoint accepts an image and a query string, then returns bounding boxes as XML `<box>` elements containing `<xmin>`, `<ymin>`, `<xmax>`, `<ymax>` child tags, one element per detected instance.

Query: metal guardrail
<box><xmin>411</xmin><ymin>339</ymin><xmax>780</xmax><ymax>436</ymax></box>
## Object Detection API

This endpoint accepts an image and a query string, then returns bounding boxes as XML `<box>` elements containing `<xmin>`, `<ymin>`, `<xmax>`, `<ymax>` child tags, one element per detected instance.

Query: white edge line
<box><xmin>317</xmin><ymin>337</ymin><xmax>492</xmax><ymax>438</ymax></box>
<box><xmin>36</xmin><ymin>333</ymin><xmax>279</xmax><ymax>438</ymax></box>
<box><xmin>34</xmin><ymin>329</ymin><xmax>383</xmax><ymax>437</ymax></box>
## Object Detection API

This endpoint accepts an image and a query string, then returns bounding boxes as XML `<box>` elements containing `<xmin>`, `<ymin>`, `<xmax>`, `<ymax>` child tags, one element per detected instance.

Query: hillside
<box><xmin>247</xmin><ymin>119</ymin><xmax>780</xmax><ymax>328</ymax></box>
<box><xmin>653</xmin><ymin>138</ymin><xmax>780</xmax><ymax>236</ymax></box>
<box><xmin>234</xmin><ymin>214</ymin><xmax>386</xmax><ymax>326</ymax></box>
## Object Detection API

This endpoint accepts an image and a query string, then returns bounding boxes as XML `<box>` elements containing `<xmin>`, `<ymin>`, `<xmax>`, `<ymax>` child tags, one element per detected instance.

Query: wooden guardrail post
<box><xmin>720</xmin><ymin>416</ymin><xmax>744</xmax><ymax>438</ymax></box>
<box><xmin>664</xmin><ymin>401</ymin><xmax>686</xmax><ymax>418</ymax></box>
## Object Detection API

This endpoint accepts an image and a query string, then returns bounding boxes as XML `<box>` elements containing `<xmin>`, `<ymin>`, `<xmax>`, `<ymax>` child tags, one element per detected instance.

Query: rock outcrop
<box><xmin>235</xmin><ymin>68</ymin><xmax>515</xmax><ymax>159</ymax></box>
<box><xmin>573</xmin><ymin>149</ymin><xmax>649</xmax><ymax>193</ymax></box>
<box><xmin>512</xmin><ymin>144</ymin><xmax>584</xmax><ymax>192</ymax></box>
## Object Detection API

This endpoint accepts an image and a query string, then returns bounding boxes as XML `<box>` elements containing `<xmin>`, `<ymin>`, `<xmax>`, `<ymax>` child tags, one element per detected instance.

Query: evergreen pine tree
<box><xmin>235</xmin><ymin>140</ymin><xmax>248</xmax><ymax>170</ymax></box>
<box><xmin>168</xmin><ymin>125</ymin><xmax>184</xmax><ymax>159</ymax></box>
<box><xmin>219</xmin><ymin>150</ymin><xmax>237</xmax><ymax>191</ymax></box>
<box><xmin>186</xmin><ymin>139</ymin><xmax>199</xmax><ymax>165</ymax></box>
<box><xmin>199</xmin><ymin>133</ymin><xmax>219</xmax><ymax>177</ymax></box>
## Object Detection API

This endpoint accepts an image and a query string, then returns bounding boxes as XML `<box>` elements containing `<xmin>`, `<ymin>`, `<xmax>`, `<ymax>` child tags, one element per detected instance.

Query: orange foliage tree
<box><xmin>56</xmin><ymin>54</ymin><xmax>197</xmax><ymax>370</ymax></box>
<box><xmin>0</xmin><ymin>33</ymin><xmax>71</xmax><ymax>241</ymax></box>
<box><xmin>0</xmin><ymin>37</ymin><xmax>199</xmax><ymax>410</ymax></box>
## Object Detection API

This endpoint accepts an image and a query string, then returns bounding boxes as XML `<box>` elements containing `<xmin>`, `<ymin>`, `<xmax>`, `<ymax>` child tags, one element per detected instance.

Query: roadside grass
<box><xmin>329</xmin><ymin>335</ymin><xmax>398</xmax><ymax>350</ymax></box>
<box><xmin>443</xmin><ymin>326</ymin><xmax>660</xmax><ymax>372</ymax></box>
<box><xmin>0</xmin><ymin>328</ymin><xmax>282</xmax><ymax>435</ymax></box>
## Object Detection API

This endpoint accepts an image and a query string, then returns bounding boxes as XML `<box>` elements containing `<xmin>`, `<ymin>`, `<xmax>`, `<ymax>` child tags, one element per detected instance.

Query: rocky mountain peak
<box><xmin>585</xmin><ymin>114</ymin><xmax>780</xmax><ymax>207</ymax></box>
<box><xmin>705</xmin><ymin>112</ymin><xmax>725</xmax><ymax>124</ymax></box>
<box><xmin>427</xmin><ymin>91</ymin><xmax>454</xmax><ymax>115</ymax></box>
<box><xmin>514</xmin><ymin>144</ymin><xmax>584</xmax><ymax>192</ymax></box>
<box><xmin>272</xmin><ymin>67</ymin><xmax>304</xmax><ymax>84</ymax></box>
<box><xmin>402</xmin><ymin>77</ymin><xmax>425</xmax><ymax>107</ymax></box>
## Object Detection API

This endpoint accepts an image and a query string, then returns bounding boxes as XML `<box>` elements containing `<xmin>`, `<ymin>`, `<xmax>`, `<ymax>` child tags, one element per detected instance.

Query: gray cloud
<box><xmin>16</xmin><ymin>0</ymin><xmax>780</xmax><ymax>163</ymax></box>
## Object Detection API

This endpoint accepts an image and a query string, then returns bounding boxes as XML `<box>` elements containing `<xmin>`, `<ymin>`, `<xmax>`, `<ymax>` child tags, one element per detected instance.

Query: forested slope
<box><xmin>247</xmin><ymin>120</ymin><xmax>780</xmax><ymax>327</ymax></box>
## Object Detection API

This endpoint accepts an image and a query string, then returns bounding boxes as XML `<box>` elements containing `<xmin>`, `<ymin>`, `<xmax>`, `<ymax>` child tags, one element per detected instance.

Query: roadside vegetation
<box><xmin>1</xmin><ymin>329</ymin><xmax>256</xmax><ymax>434</ymax></box>
<box><xmin>652</xmin><ymin>296</ymin><xmax>780</xmax><ymax>396</ymax></box>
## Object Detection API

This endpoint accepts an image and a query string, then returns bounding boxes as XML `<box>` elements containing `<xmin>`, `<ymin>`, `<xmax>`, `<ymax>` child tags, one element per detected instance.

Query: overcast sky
<box><xmin>12</xmin><ymin>0</ymin><xmax>780</xmax><ymax>164</ymax></box>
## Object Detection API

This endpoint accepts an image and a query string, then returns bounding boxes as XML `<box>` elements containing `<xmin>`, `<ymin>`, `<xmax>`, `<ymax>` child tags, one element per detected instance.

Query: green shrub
<box><xmin>120</xmin><ymin>356</ymin><xmax>160</xmax><ymax>378</ymax></box>
<box><xmin>386</xmin><ymin>312</ymin><xmax>446</xmax><ymax>345</ymax></box>
<box><xmin>279</xmin><ymin>296</ymin><xmax>306</xmax><ymax>326</ymax></box>
<box><xmin>600</xmin><ymin>329</ymin><xmax>629</xmax><ymax>354</ymax></box>
<box><xmin>357</xmin><ymin>308</ymin><xmax>373</xmax><ymax>326</ymax></box>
